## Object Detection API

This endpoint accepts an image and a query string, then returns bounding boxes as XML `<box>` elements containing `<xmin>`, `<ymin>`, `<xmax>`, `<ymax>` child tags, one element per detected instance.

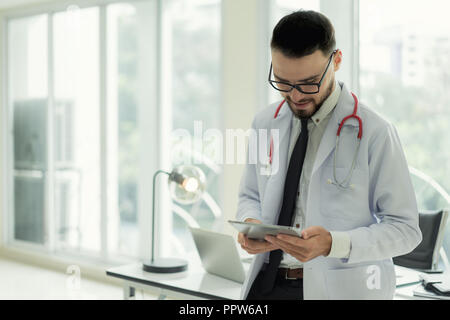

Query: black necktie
<box><xmin>260</xmin><ymin>117</ymin><xmax>309</xmax><ymax>294</ymax></box>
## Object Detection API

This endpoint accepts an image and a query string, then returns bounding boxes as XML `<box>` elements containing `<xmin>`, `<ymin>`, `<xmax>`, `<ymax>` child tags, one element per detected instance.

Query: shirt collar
<box><xmin>310</xmin><ymin>80</ymin><xmax>341</xmax><ymax>126</ymax></box>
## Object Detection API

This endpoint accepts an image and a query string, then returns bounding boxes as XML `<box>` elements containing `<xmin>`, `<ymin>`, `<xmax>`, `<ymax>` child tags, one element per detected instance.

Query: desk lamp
<box><xmin>143</xmin><ymin>165</ymin><xmax>206</xmax><ymax>273</ymax></box>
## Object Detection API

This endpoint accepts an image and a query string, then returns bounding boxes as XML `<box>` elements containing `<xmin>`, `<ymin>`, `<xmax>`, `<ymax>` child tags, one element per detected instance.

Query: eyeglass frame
<box><xmin>268</xmin><ymin>49</ymin><xmax>337</xmax><ymax>94</ymax></box>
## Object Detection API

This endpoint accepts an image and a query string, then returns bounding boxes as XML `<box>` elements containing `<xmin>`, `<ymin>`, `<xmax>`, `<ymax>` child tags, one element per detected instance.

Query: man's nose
<box><xmin>289</xmin><ymin>86</ymin><xmax>306</xmax><ymax>102</ymax></box>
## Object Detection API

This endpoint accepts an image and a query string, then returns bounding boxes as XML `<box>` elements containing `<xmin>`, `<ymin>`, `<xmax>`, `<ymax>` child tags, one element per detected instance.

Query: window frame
<box><xmin>1</xmin><ymin>0</ymin><xmax>225</xmax><ymax>268</ymax></box>
<box><xmin>0</xmin><ymin>0</ymin><xmax>163</xmax><ymax>266</ymax></box>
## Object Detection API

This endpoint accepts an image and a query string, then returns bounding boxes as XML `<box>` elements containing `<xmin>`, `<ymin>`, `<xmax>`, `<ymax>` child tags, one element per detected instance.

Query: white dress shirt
<box><xmin>279</xmin><ymin>81</ymin><xmax>351</xmax><ymax>268</ymax></box>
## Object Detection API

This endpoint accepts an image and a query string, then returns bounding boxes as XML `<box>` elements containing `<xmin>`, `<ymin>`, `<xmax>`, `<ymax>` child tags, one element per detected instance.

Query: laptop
<box><xmin>189</xmin><ymin>227</ymin><xmax>249</xmax><ymax>283</ymax></box>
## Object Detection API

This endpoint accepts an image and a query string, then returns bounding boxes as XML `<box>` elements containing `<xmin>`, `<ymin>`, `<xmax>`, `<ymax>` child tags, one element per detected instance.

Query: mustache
<box><xmin>287</xmin><ymin>97</ymin><xmax>314</xmax><ymax>104</ymax></box>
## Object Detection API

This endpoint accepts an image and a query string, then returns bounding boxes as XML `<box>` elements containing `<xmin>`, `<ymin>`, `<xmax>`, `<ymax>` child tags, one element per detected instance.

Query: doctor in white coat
<box><xmin>236</xmin><ymin>10</ymin><xmax>422</xmax><ymax>300</ymax></box>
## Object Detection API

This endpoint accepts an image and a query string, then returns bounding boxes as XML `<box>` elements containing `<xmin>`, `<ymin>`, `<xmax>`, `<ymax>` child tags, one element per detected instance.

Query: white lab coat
<box><xmin>236</xmin><ymin>82</ymin><xmax>422</xmax><ymax>300</ymax></box>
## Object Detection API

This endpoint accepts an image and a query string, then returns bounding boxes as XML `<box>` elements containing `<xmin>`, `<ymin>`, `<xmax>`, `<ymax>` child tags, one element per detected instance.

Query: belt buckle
<box><xmin>285</xmin><ymin>268</ymin><xmax>298</xmax><ymax>280</ymax></box>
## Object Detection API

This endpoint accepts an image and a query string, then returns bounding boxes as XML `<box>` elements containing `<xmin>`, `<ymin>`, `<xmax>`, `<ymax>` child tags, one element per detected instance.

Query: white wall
<box><xmin>221</xmin><ymin>0</ymin><xmax>261</xmax><ymax>236</ymax></box>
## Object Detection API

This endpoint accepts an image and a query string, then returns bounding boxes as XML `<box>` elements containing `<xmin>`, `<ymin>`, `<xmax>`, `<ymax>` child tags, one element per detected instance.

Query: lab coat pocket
<box><xmin>319</xmin><ymin>166</ymin><xmax>369</xmax><ymax>220</ymax></box>
<box><xmin>325</xmin><ymin>264</ymin><xmax>389</xmax><ymax>300</ymax></box>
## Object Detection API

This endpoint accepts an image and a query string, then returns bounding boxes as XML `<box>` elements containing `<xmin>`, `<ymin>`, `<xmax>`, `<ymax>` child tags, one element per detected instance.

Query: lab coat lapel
<box><xmin>312</xmin><ymin>82</ymin><xmax>359</xmax><ymax>175</ymax></box>
<box><xmin>261</xmin><ymin>101</ymin><xmax>292</xmax><ymax>223</ymax></box>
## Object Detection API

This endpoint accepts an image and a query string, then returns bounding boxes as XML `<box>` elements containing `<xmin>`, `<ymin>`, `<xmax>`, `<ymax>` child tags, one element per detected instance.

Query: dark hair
<box><xmin>271</xmin><ymin>10</ymin><xmax>336</xmax><ymax>58</ymax></box>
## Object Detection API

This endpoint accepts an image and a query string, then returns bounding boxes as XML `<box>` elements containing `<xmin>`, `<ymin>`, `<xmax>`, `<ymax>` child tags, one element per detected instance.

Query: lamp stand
<box><xmin>142</xmin><ymin>258</ymin><xmax>188</xmax><ymax>273</ymax></box>
<box><xmin>142</xmin><ymin>170</ymin><xmax>188</xmax><ymax>273</ymax></box>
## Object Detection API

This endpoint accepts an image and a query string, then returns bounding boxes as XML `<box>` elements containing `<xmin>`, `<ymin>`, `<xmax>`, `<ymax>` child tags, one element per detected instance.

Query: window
<box><xmin>359</xmin><ymin>0</ymin><xmax>450</xmax><ymax>270</ymax></box>
<box><xmin>359</xmin><ymin>0</ymin><xmax>450</xmax><ymax>211</ymax></box>
<box><xmin>8</xmin><ymin>14</ymin><xmax>48</xmax><ymax>245</ymax></box>
<box><xmin>4</xmin><ymin>0</ymin><xmax>222</xmax><ymax>263</ymax></box>
<box><xmin>53</xmin><ymin>7</ymin><xmax>101</xmax><ymax>253</ymax></box>
<box><xmin>264</xmin><ymin>0</ymin><xmax>450</xmax><ymax>212</ymax></box>
<box><xmin>106</xmin><ymin>1</ymin><xmax>158</xmax><ymax>259</ymax></box>
<box><xmin>164</xmin><ymin>0</ymin><xmax>222</xmax><ymax>258</ymax></box>
<box><xmin>7</xmin><ymin>6</ymin><xmax>111</xmax><ymax>257</ymax></box>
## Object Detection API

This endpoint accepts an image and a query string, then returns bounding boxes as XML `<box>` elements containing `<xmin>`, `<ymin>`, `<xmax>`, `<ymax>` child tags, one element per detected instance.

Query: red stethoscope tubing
<box><xmin>337</xmin><ymin>93</ymin><xmax>362</xmax><ymax>139</ymax></box>
<box><xmin>268</xmin><ymin>93</ymin><xmax>362</xmax><ymax>165</ymax></box>
<box><xmin>268</xmin><ymin>100</ymin><xmax>285</xmax><ymax>165</ymax></box>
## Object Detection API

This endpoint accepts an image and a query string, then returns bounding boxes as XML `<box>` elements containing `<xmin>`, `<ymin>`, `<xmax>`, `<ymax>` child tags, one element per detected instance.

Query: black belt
<box><xmin>262</xmin><ymin>264</ymin><xmax>304</xmax><ymax>280</ymax></box>
<box><xmin>278</xmin><ymin>267</ymin><xmax>303</xmax><ymax>280</ymax></box>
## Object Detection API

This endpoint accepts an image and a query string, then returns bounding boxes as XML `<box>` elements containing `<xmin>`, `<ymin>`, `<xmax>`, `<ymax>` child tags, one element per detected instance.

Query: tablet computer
<box><xmin>228</xmin><ymin>220</ymin><xmax>302</xmax><ymax>241</ymax></box>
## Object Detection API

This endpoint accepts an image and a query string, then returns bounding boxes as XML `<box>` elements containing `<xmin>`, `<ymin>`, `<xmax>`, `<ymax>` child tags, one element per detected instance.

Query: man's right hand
<box><xmin>237</xmin><ymin>218</ymin><xmax>279</xmax><ymax>254</ymax></box>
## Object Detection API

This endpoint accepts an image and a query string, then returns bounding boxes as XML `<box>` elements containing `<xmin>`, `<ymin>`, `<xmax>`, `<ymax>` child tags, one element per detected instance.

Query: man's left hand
<box><xmin>265</xmin><ymin>226</ymin><xmax>332</xmax><ymax>263</ymax></box>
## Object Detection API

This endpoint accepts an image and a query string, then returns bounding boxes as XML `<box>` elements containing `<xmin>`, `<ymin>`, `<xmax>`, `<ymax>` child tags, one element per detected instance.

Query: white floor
<box><xmin>0</xmin><ymin>257</ymin><xmax>155</xmax><ymax>300</ymax></box>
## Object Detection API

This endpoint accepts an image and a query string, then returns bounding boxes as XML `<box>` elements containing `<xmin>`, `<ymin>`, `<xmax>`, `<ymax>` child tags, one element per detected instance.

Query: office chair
<box><xmin>393</xmin><ymin>209</ymin><xmax>449</xmax><ymax>272</ymax></box>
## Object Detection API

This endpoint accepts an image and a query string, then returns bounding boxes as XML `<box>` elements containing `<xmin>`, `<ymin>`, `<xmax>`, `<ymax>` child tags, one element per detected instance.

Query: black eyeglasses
<box><xmin>268</xmin><ymin>50</ymin><xmax>337</xmax><ymax>94</ymax></box>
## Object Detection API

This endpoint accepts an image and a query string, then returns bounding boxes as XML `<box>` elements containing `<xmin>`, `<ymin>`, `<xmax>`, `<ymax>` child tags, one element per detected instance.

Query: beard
<box><xmin>285</xmin><ymin>77</ymin><xmax>335</xmax><ymax>119</ymax></box>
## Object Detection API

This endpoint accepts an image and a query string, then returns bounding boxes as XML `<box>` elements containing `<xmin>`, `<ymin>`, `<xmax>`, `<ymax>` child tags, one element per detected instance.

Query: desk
<box><xmin>395</xmin><ymin>266</ymin><xmax>450</xmax><ymax>300</ymax></box>
<box><xmin>106</xmin><ymin>263</ymin><xmax>436</xmax><ymax>300</ymax></box>
<box><xmin>106</xmin><ymin>263</ymin><xmax>242</xmax><ymax>300</ymax></box>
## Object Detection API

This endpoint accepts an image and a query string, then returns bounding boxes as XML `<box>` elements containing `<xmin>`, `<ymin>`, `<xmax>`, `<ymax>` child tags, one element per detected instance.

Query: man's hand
<box><xmin>265</xmin><ymin>226</ymin><xmax>332</xmax><ymax>263</ymax></box>
<box><xmin>237</xmin><ymin>218</ymin><xmax>279</xmax><ymax>255</ymax></box>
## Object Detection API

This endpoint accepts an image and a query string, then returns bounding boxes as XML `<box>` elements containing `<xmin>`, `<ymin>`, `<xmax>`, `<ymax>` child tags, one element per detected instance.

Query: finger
<box><xmin>243</xmin><ymin>246</ymin><xmax>272</xmax><ymax>254</ymax></box>
<box><xmin>265</xmin><ymin>236</ymin><xmax>313</xmax><ymax>262</ymax></box>
<box><xmin>250</xmin><ymin>241</ymin><xmax>279</xmax><ymax>253</ymax></box>
<box><xmin>301</xmin><ymin>226</ymin><xmax>323</xmax><ymax>239</ymax></box>
<box><xmin>237</xmin><ymin>233</ymin><xmax>243</xmax><ymax>244</ymax></box>
<box><xmin>237</xmin><ymin>233</ymin><xmax>247</xmax><ymax>247</ymax></box>
<box><xmin>270</xmin><ymin>238</ymin><xmax>309</xmax><ymax>261</ymax></box>
<box><xmin>246</xmin><ymin>238</ymin><xmax>278</xmax><ymax>251</ymax></box>
<box><xmin>277</xmin><ymin>240</ymin><xmax>316</xmax><ymax>262</ymax></box>
<box><xmin>267</xmin><ymin>235</ymin><xmax>308</xmax><ymax>256</ymax></box>
<box><xmin>245</xmin><ymin>218</ymin><xmax>262</xmax><ymax>224</ymax></box>
<box><xmin>291</xmin><ymin>252</ymin><xmax>310</xmax><ymax>263</ymax></box>
<box><xmin>243</xmin><ymin>238</ymin><xmax>279</xmax><ymax>252</ymax></box>
<box><xmin>241</xmin><ymin>243</ymin><xmax>277</xmax><ymax>254</ymax></box>
<box><xmin>275</xmin><ymin>234</ymin><xmax>309</xmax><ymax>252</ymax></box>
<box><xmin>240</xmin><ymin>245</ymin><xmax>257</xmax><ymax>254</ymax></box>
<box><xmin>276</xmin><ymin>233</ymin><xmax>306</xmax><ymax>245</ymax></box>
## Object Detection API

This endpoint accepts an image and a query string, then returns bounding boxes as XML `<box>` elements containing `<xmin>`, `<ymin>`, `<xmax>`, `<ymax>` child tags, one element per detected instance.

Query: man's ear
<box><xmin>333</xmin><ymin>49</ymin><xmax>343</xmax><ymax>72</ymax></box>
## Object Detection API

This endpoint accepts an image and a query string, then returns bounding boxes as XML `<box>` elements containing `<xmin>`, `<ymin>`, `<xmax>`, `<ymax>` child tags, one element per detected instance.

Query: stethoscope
<box><xmin>268</xmin><ymin>92</ymin><xmax>362</xmax><ymax>190</ymax></box>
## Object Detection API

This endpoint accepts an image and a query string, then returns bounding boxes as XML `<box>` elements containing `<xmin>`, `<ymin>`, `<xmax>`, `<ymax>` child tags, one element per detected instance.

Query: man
<box><xmin>236</xmin><ymin>10</ymin><xmax>422</xmax><ymax>300</ymax></box>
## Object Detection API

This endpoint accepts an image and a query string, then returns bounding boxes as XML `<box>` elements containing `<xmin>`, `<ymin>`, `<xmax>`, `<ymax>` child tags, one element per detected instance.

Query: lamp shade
<box><xmin>168</xmin><ymin>165</ymin><xmax>206</xmax><ymax>205</ymax></box>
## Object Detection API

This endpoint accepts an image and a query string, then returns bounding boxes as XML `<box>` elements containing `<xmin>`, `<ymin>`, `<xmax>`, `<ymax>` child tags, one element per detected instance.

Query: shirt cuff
<box><xmin>327</xmin><ymin>231</ymin><xmax>351</xmax><ymax>259</ymax></box>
